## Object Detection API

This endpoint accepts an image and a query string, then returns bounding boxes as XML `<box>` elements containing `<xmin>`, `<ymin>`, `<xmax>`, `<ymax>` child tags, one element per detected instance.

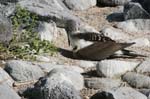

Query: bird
<box><xmin>65</xmin><ymin>20</ymin><xmax>145</xmax><ymax>60</ymax></box>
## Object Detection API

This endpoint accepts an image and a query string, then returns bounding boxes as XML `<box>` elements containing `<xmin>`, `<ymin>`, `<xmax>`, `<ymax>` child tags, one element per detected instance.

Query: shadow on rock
<box><xmin>107</xmin><ymin>13</ymin><xmax>124</xmax><ymax>22</ymax></box>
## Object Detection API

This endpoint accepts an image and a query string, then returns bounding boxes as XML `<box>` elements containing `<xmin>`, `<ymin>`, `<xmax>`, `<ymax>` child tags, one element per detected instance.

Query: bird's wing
<box><xmin>72</xmin><ymin>32</ymin><xmax>115</xmax><ymax>42</ymax></box>
<box><xmin>75</xmin><ymin>41</ymin><xmax>135</xmax><ymax>61</ymax></box>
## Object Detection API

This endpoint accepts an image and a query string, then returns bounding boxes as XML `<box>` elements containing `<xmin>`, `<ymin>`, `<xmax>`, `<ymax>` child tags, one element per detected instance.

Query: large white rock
<box><xmin>96</xmin><ymin>60</ymin><xmax>140</xmax><ymax>78</ymax></box>
<box><xmin>63</xmin><ymin>0</ymin><xmax>96</xmax><ymax>11</ymax></box>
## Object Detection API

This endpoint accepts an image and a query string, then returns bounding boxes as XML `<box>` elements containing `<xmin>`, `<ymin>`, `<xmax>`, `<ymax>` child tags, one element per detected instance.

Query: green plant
<box><xmin>0</xmin><ymin>5</ymin><xmax>58</xmax><ymax>60</ymax></box>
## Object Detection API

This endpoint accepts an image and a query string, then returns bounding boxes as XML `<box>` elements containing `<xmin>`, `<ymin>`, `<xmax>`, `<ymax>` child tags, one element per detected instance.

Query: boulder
<box><xmin>91</xmin><ymin>87</ymin><xmax>147</xmax><ymax>99</ymax></box>
<box><xmin>0</xmin><ymin>67</ymin><xmax>14</xmax><ymax>87</ymax></box>
<box><xmin>124</xmin><ymin>2</ymin><xmax>150</xmax><ymax>20</ymax></box>
<box><xmin>116</xmin><ymin>19</ymin><xmax>150</xmax><ymax>32</ymax></box>
<box><xmin>37</xmin><ymin>21</ymin><xmax>58</xmax><ymax>42</ymax></box>
<box><xmin>96</xmin><ymin>60</ymin><xmax>139</xmax><ymax>78</ymax></box>
<box><xmin>100</xmin><ymin>27</ymin><xmax>130</xmax><ymax>41</ymax></box>
<box><xmin>122</xmin><ymin>72</ymin><xmax>150</xmax><ymax>88</ymax></box>
<box><xmin>0</xmin><ymin>83</ymin><xmax>21</xmax><ymax>99</ymax></box>
<box><xmin>63</xmin><ymin>0</ymin><xmax>96</xmax><ymax>11</ymax></box>
<box><xmin>18</xmin><ymin>0</ymin><xmax>80</xmax><ymax>27</ymax></box>
<box><xmin>97</xmin><ymin>0</ymin><xmax>132</xmax><ymax>6</ymax></box>
<box><xmin>5</xmin><ymin>60</ymin><xmax>44</xmax><ymax>82</ymax></box>
<box><xmin>0</xmin><ymin>14</ymin><xmax>12</xmax><ymax>45</ymax></box>
<box><xmin>85</xmin><ymin>78</ymin><xmax>122</xmax><ymax>90</ymax></box>
<box><xmin>136</xmin><ymin>58</ymin><xmax>150</xmax><ymax>75</ymax></box>
<box><xmin>29</xmin><ymin>68</ymin><xmax>82</xmax><ymax>99</ymax></box>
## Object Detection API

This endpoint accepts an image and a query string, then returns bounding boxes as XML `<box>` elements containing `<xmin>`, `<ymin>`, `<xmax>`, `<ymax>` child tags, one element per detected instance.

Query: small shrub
<box><xmin>0</xmin><ymin>5</ymin><xmax>58</xmax><ymax>60</ymax></box>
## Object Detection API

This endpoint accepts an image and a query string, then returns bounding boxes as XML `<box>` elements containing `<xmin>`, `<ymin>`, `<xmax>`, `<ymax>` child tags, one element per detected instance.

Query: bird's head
<box><xmin>65</xmin><ymin>19</ymin><xmax>80</xmax><ymax>34</ymax></box>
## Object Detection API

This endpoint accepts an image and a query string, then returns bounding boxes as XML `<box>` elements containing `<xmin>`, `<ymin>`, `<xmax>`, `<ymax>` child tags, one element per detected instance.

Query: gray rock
<box><xmin>0</xmin><ymin>67</ymin><xmax>14</xmax><ymax>87</ymax></box>
<box><xmin>97</xmin><ymin>0</ymin><xmax>131</xmax><ymax>6</ymax></box>
<box><xmin>116</xmin><ymin>19</ymin><xmax>150</xmax><ymax>32</ymax></box>
<box><xmin>85</xmin><ymin>78</ymin><xmax>122</xmax><ymax>90</ymax></box>
<box><xmin>0</xmin><ymin>83</ymin><xmax>21</xmax><ymax>99</ymax></box>
<box><xmin>63</xmin><ymin>0</ymin><xmax>96</xmax><ymax>11</ymax></box>
<box><xmin>96</xmin><ymin>60</ymin><xmax>139</xmax><ymax>78</ymax></box>
<box><xmin>18</xmin><ymin>0</ymin><xmax>80</xmax><ymax>27</ymax></box>
<box><xmin>35</xmin><ymin>55</ymin><xmax>50</xmax><ymax>62</ymax></box>
<box><xmin>31</xmin><ymin>69</ymin><xmax>82</xmax><ymax>99</ymax></box>
<box><xmin>0</xmin><ymin>13</ymin><xmax>12</xmax><ymax>45</ymax></box>
<box><xmin>124</xmin><ymin>2</ymin><xmax>150</xmax><ymax>20</ymax></box>
<box><xmin>5</xmin><ymin>60</ymin><xmax>44</xmax><ymax>82</ymax></box>
<box><xmin>138</xmin><ymin>89</ymin><xmax>150</xmax><ymax>97</ymax></box>
<box><xmin>46</xmin><ymin>68</ymin><xmax>84</xmax><ymax>90</ymax></box>
<box><xmin>36</xmin><ymin>63</ymin><xmax>84</xmax><ymax>73</ymax></box>
<box><xmin>134</xmin><ymin>0</ymin><xmax>150</xmax><ymax>14</ymax></box>
<box><xmin>91</xmin><ymin>87</ymin><xmax>147</xmax><ymax>99</ymax></box>
<box><xmin>37</xmin><ymin>21</ymin><xmax>58</xmax><ymax>42</ymax></box>
<box><xmin>100</xmin><ymin>27</ymin><xmax>130</xmax><ymax>42</ymax></box>
<box><xmin>122</xmin><ymin>72</ymin><xmax>150</xmax><ymax>88</ymax></box>
<box><xmin>0</xmin><ymin>3</ymin><xmax>16</xmax><ymax>17</ymax></box>
<box><xmin>136</xmin><ymin>58</ymin><xmax>150</xmax><ymax>75</ymax></box>
<box><xmin>78</xmin><ymin>60</ymin><xmax>97</xmax><ymax>68</ymax></box>
<box><xmin>0</xmin><ymin>0</ymin><xmax>18</xmax><ymax>3</ymax></box>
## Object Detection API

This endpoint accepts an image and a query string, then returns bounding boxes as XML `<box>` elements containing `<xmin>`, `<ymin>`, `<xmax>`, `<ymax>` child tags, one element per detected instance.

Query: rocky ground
<box><xmin>0</xmin><ymin>0</ymin><xmax>150</xmax><ymax>99</ymax></box>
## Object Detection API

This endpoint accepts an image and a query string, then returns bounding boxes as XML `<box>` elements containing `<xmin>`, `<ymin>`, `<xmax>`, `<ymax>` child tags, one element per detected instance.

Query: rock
<box><xmin>30</xmin><ymin>69</ymin><xmax>82</xmax><ymax>99</ymax></box>
<box><xmin>130</xmin><ymin>37</ymin><xmax>150</xmax><ymax>47</ymax></box>
<box><xmin>78</xmin><ymin>60</ymin><xmax>97</xmax><ymax>69</ymax></box>
<box><xmin>0</xmin><ymin>0</ymin><xmax>18</xmax><ymax>3</ymax></box>
<box><xmin>100</xmin><ymin>27</ymin><xmax>130</xmax><ymax>41</ymax></box>
<box><xmin>63</xmin><ymin>0</ymin><xmax>96</xmax><ymax>11</ymax></box>
<box><xmin>38</xmin><ymin>21</ymin><xmax>57</xmax><ymax>42</ymax></box>
<box><xmin>35</xmin><ymin>55</ymin><xmax>50</xmax><ymax>62</ymax></box>
<box><xmin>36</xmin><ymin>63</ymin><xmax>84</xmax><ymax>73</ymax></box>
<box><xmin>0</xmin><ymin>3</ymin><xmax>16</xmax><ymax>17</ymax></box>
<box><xmin>0</xmin><ymin>67</ymin><xmax>14</xmax><ymax>87</ymax></box>
<box><xmin>107</xmin><ymin>12</ymin><xmax>124</xmax><ymax>22</ymax></box>
<box><xmin>91</xmin><ymin>87</ymin><xmax>147</xmax><ymax>99</ymax></box>
<box><xmin>0</xmin><ymin>13</ymin><xmax>12</xmax><ymax>45</ymax></box>
<box><xmin>47</xmin><ymin>68</ymin><xmax>84</xmax><ymax>90</ymax></box>
<box><xmin>136</xmin><ymin>58</ymin><xmax>150</xmax><ymax>75</ymax></box>
<box><xmin>79</xmin><ymin>23</ymin><xmax>99</xmax><ymax>33</ymax></box>
<box><xmin>18</xmin><ymin>0</ymin><xmax>80</xmax><ymax>27</ymax></box>
<box><xmin>0</xmin><ymin>83</ymin><xmax>21</xmax><ymax>99</ymax></box>
<box><xmin>124</xmin><ymin>2</ymin><xmax>150</xmax><ymax>20</ymax></box>
<box><xmin>116</xmin><ymin>19</ymin><xmax>150</xmax><ymax>32</ymax></box>
<box><xmin>134</xmin><ymin>0</ymin><xmax>150</xmax><ymax>14</ymax></box>
<box><xmin>97</xmin><ymin>0</ymin><xmax>132</xmax><ymax>6</ymax></box>
<box><xmin>5</xmin><ymin>60</ymin><xmax>44</xmax><ymax>82</ymax></box>
<box><xmin>138</xmin><ymin>89</ymin><xmax>150</xmax><ymax>97</ymax></box>
<box><xmin>85</xmin><ymin>78</ymin><xmax>122</xmax><ymax>90</ymax></box>
<box><xmin>122</xmin><ymin>72</ymin><xmax>150</xmax><ymax>88</ymax></box>
<box><xmin>96</xmin><ymin>60</ymin><xmax>139</xmax><ymax>78</ymax></box>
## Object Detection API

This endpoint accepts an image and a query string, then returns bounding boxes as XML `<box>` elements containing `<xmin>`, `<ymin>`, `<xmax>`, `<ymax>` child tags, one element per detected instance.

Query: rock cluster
<box><xmin>0</xmin><ymin>0</ymin><xmax>150</xmax><ymax>99</ymax></box>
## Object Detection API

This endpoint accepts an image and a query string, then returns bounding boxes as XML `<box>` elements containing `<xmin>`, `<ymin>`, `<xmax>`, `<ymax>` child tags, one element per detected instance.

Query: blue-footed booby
<box><xmin>65</xmin><ymin>20</ymin><xmax>145</xmax><ymax>60</ymax></box>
